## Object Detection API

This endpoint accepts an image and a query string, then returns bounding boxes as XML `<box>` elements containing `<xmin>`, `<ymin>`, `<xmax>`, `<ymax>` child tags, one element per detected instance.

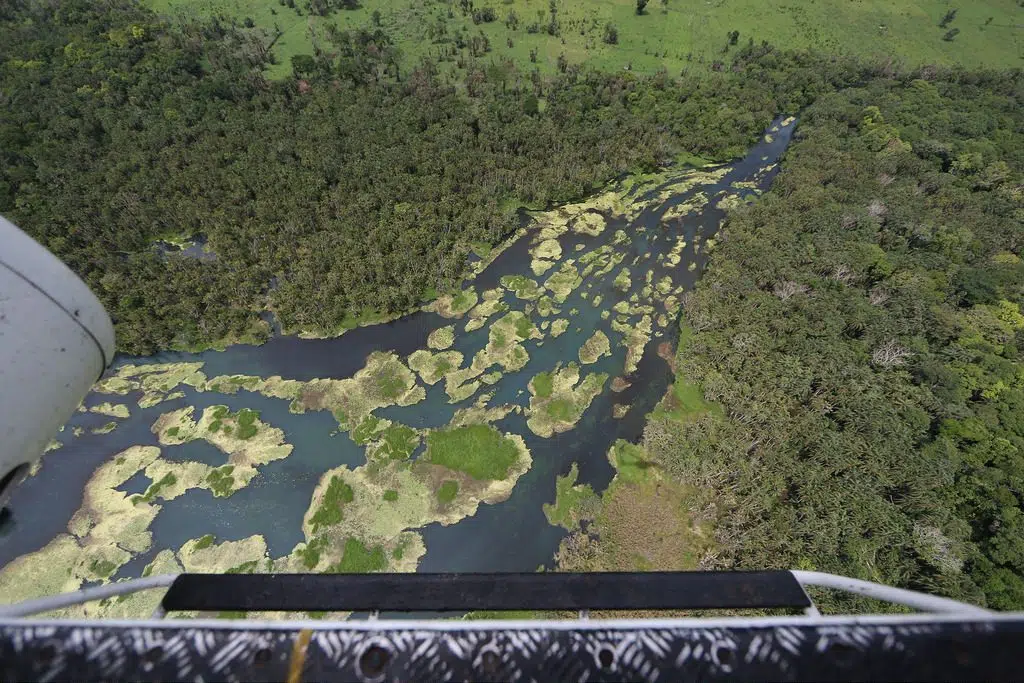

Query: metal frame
<box><xmin>0</xmin><ymin>572</ymin><xmax>1015</xmax><ymax>682</ymax></box>
<box><xmin>0</xmin><ymin>570</ymin><xmax>991</xmax><ymax>619</ymax></box>
<box><xmin>1</xmin><ymin>612</ymin><xmax>1021</xmax><ymax>682</ymax></box>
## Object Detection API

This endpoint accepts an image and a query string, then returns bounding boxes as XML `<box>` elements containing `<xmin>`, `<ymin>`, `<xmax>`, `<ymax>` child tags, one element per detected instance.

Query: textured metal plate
<box><xmin>1</xmin><ymin>617</ymin><xmax>1021</xmax><ymax>682</ymax></box>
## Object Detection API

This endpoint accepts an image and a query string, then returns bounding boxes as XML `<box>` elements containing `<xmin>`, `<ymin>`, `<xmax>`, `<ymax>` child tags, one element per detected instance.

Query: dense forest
<box><xmin>3</xmin><ymin>0</ymin><xmax>882</xmax><ymax>353</ymax></box>
<box><xmin>4</xmin><ymin>0</ymin><xmax>1024</xmax><ymax>610</ymax></box>
<box><xmin>640</xmin><ymin>75</ymin><xmax>1024</xmax><ymax>609</ymax></box>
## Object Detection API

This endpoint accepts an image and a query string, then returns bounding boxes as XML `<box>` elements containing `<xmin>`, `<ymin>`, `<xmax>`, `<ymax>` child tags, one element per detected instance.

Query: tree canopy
<box><xmin>0</xmin><ymin>0</ymin><xmax>863</xmax><ymax>353</ymax></box>
<box><xmin>643</xmin><ymin>73</ymin><xmax>1024</xmax><ymax>609</ymax></box>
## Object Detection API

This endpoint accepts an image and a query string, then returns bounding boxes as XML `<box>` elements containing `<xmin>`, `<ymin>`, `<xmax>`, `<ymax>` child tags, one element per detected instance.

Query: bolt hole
<box><xmin>359</xmin><ymin>644</ymin><xmax>390</xmax><ymax>680</ymax></box>
<box><xmin>143</xmin><ymin>646</ymin><xmax>163</xmax><ymax>665</ymax></box>
<box><xmin>254</xmin><ymin>647</ymin><xmax>273</xmax><ymax>665</ymax></box>
<box><xmin>598</xmin><ymin>647</ymin><xmax>615</xmax><ymax>669</ymax></box>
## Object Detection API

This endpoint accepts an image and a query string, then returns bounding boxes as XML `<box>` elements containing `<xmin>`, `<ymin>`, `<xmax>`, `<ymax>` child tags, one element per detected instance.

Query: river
<box><xmin>0</xmin><ymin>119</ymin><xmax>795</xmax><ymax>610</ymax></box>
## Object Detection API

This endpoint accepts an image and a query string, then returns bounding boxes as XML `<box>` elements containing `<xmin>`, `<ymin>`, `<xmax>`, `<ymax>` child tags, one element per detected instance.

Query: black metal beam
<box><xmin>160</xmin><ymin>571</ymin><xmax>811</xmax><ymax>613</ymax></box>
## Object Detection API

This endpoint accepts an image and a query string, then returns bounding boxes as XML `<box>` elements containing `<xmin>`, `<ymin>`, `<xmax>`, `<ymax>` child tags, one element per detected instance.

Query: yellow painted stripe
<box><xmin>287</xmin><ymin>628</ymin><xmax>313</xmax><ymax>683</ymax></box>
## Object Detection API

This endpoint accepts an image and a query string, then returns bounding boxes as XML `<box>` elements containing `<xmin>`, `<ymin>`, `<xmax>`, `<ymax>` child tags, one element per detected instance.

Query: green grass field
<box><xmin>146</xmin><ymin>0</ymin><xmax>1023</xmax><ymax>79</ymax></box>
<box><xmin>423</xmin><ymin>424</ymin><xmax>521</xmax><ymax>480</ymax></box>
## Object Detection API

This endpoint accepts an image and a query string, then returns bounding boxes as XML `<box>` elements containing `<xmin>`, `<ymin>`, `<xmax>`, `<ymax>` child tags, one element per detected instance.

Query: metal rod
<box><xmin>791</xmin><ymin>570</ymin><xmax>989</xmax><ymax>615</ymax></box>
<box><xmin>0</xmin><ymin>571</ymin><xmax>990</xmax><ymax>619</ymax></box>
<box><xmin>0</xmin><ymin>574</ymin><xmax>179</xmax><ymax>618</ymax></box>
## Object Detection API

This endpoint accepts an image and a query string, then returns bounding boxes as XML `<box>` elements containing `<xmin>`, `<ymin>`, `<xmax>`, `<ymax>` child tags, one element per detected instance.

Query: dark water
<box><xmin>154</xmin><ymin>235</ymin><xmax>217</xmax><ymax>262</ymax></box>
<box><xmin>0</xmin><ymin>119</ymin><xmax>795</xmax><ymax>578</ymax></box>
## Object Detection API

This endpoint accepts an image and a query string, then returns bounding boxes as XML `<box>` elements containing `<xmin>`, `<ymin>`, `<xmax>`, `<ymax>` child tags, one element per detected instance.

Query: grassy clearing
<box><xmin>373</xmin><ymin>361</ymin><xmax>414</xmax><ymax>401</ymax></box>
<box><xmin>147</xmin><ymin>0</ymin><xmax>1023</xmax><ymax>81</ymax></box>
<box><xmin>227</xmin><ymin>560</ymin><xmax>259</xmax><ymax>574</ymax></box>
<box><xmin>423</xmin><ymin>424</ymin><xmax>521</xmax><ymax>480</ymax></box>
<box><xmin>331</xmin><ymin>538</ymin><xmax>388</xmax><ymax>573</ymax></box>
<box><xmin>437</xmin><ymin>479</ymin><xmax>459</xmax><ymax>504</ymax></box>
<box><xmin>607</xmin><ymin>440</ymin><xmax>658</xmax><ymax>484</ymax></box>
<box><xmin>291</xmin><ymin>426</ymin><xmax>526</xmax><ymax>573</ymax></box>
<box><xmin>88</xmin><ymin>558</ymin><xmax>118</xmax><ymax>579</ymax></box>
<box><xmin>654</xmin><ymin>375</ymin><xmax>721</xmax><ymax>422</ymax></box>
